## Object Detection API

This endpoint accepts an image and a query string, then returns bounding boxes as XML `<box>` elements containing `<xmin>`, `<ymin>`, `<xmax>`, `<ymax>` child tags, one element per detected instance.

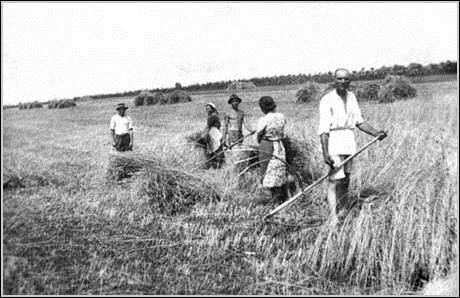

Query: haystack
<box><xmin>282</xmin><ymin>135</ymin><xmax>320</xmax><ymax>185</ymax></box>
<box><xmin>47</xmin><ymin>99</ymin><xmax>76</xmax><ymax>109</ymax></box>
<box><xmin>136</xmin><ymin>90</ymin><xmax>167</xmax><ymax>106</ymax></box>
<box><xmin>106</xmin><ymin>153</ymin><xmax>161</xmax><ymax>181</ymax></box>
<box><xmin>226</xmin><ymin>80</ymin><xmax>256</xmax><ymax>91</ymax></box>
<box><xmin>185</xmin><ymin>130</ymin><xmax>227</xmax><ymax>170</ymax></box>
<box><xmin>355</xmin><ymin>82</ymin><xmax>381</xmax><ymax>101</ymax></box>
<box><xmin>165</xmin><ymin>89</ymin><xmax>192</xmax><ymax>104</ymax></box>
<box><xmin>223</xmin><ymin>135</ymin><xmax>320</xmax><ymax>187</ymax></box>
<box><xmin>296</xmin><ymin>81</ymin><xmax>322</xmax><ymax>103</ymax></box>
<box><xmin>57</xmin><ymin>99</ymin><xmax>76</xmax><ymax>109</ymax></box>
<box><xmin>134</xmin><ymin>95</ymin><xmax>144</xmax><ymax>106</ymax></box>
<box><xmin>31</xmin><ymin>101</ymin><xmax>43</xmax><ymax>109</ymax></box>
<box><xmin>48</xmin><ymin>100</ymin><xmax>58</xmax><ymax>109</ymax></box>
<box><xmin>3</xmin><ymin>173</ymin><xmax>49</xmax><ymax>190</ymax></box>
<box><xmin>134</xmin><ymin>90</ymin><xmax>158</xmax><ymax>106</ymax></box>
<box><xmin>185</xmin><ymin>130</ymin><xmax>207</xmax><ymax>150</ymax></box>
<box><xmin>141</xmin><ymin>166</ymin><xmax>220</xmax><ymax>215</ymax></box>
<box><xmin>377</xmin><ymin>75</ymin><xmax>417</xmax><ymax>103</ymax></box>
<box><xmin>19</xmin><ymin>101</ymin><xmax>43</xmax><ymax>109</ymax></box>
<box><xmin>106</xmin><ymin>153</ymin><xmax>220</xmax><ymax>215</ymax></box>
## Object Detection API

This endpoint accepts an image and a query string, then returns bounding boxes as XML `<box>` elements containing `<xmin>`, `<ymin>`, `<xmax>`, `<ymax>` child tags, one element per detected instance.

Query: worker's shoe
<box><xmin>272</xmin><ymin>186</ymin><xmax>288</xmax><ymax>204</ymax></box>
<box><xmin>254</xmin><ymin>189</ymin><xmax>273</xmax><ymax>205</ymax></box>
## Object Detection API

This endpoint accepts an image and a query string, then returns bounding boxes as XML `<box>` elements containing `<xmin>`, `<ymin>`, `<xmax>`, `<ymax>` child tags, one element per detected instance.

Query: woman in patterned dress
<box><xmin>255</xmin><ymin>96</ymin><xmax>288</xmax><ymax>204</ymax></box>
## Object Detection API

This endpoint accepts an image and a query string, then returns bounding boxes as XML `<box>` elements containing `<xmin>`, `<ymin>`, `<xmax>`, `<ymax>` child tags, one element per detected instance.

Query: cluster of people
<box><xmin>109</xmin><ymin>68</ymin><xmax>387</xmax><ymax>223</ymax></box>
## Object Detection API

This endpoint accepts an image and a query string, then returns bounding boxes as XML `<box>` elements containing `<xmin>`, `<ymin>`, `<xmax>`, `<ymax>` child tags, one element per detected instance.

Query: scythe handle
<box><xmin>264</xmin><ymin>135</ymin><xmax>382</xmax><ymax>220</ymax></box>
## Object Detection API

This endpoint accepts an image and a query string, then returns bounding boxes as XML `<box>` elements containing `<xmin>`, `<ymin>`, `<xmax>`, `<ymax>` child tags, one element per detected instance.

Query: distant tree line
<box><xmin>87</xmin><ymin>60</ymin><xmax>456</xmax><ymax>99</ymax></box>
<box><xmin>10</xmin><ymin>60</ymin><xmax>457</xmax><ymax>107</ymax></box>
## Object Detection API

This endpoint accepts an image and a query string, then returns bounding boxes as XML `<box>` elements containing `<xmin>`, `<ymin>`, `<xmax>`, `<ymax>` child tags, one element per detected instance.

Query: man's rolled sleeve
<box><xmin>317</xmin><ymin>98</ymin><xmax>331</xmax><ymax>135</ymax></box>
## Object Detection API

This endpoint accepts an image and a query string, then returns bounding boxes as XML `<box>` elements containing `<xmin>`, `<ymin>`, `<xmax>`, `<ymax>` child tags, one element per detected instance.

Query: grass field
<box><xmin>2</xmin><ymin>80</ymin><xmax>458</xmax><ymax>295</ymax></box>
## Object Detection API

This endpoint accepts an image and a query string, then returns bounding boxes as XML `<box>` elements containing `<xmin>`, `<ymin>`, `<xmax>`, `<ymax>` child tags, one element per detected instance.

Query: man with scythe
<box><xmin>318</xmin><ymin>68</ymin><xmax>387</xmax><ymax>224</ymax></box>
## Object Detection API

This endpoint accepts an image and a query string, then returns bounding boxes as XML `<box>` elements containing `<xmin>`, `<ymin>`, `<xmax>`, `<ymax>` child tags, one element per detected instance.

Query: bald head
<box><xmin>334</xmin><ymin>68</ymin><xmax>351</xmax><ymax>79</ymax></box>
<box><xmin>334</xmin><ymin>68</ymin><xmax>351</xmax><ymax>93</ymax></box>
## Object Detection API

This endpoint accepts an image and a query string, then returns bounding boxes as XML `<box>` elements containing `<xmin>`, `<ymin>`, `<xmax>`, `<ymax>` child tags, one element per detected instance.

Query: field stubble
<box><xmin>2</xmin><ymin>81</ymin><xmax>458</xmax><ymax>295</ymax></box>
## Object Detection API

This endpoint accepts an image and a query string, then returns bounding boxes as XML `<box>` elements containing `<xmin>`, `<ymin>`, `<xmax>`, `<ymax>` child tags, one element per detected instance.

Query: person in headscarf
<box><xmin>203</xmin><ymin>103</ymin><xmax>224</xmax><ymax>169</ymax></box>
<box><xmin>255</xmin><ymin>96</ymin><xmax>288</xmax><ymax>204</ymax></box>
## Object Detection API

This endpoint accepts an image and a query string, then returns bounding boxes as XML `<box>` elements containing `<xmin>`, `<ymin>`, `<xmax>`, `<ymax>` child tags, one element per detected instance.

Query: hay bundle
<box><xmin>231</xmin><ymin>136</ymin><xmax>319</xmax><ymax>186</ymax></box>
<box><xmin>134</xmin><ymin>96</ymin><xmax>144</xmax><ymax>106</ymax></box>
<box><xmin>31</xmin><ymin>101</ymin><xmax>43</xmax><ymax>109</ymax></box>
<box><xmin>296</xmin><ymin>81</ymin><xmax>322</xmax><ymax>103</ymax></box>
<box><xmin>282</xmin><ymin>135</ymin><xmax>320</xmax><ymax>185</ymax></box>
<box><xmin>20</xmin><ymin>101</ymin><xmax>43</xmax><ymax>109</ymax></box>
<box><xmin>47</xmin><ymin>99</ymin><xmax>76</xmax><ymax>109</ymax></box>
<box><xmin>106</xmin><ymin>153</ymin><xmax>220</xmax><ymax>215</ymax></box>
<box><xmin>185</xmin><ymin>130</ymin><xmax>207</xmax><ymax>149</ymax></box>
<box><xmin>3</xmin><ymin>174</ymin><xmax>49</xmax><ymax>190</ymax></box>
<box><xmin>378</xmin><ymin>75</ymin><xmax>417</xmax><ymax>103</ymax></box>
<box><xmin>155</xmin><ymin>92</ymin><xmax>167</xmax><ymax>105</ymax></box>
<box><xmin>141</xmin><ymin>166</ymin><xmax>220</xmax><ymax>215</ymax></box>
<box><xmin>135</xmin><ymin>90</ymin><xmax>153</xmax><ymax>106</ymax></box>
<box><xmin>355</xmin><ymin>82</ymin><xmax>381</xmax><ymax>101</ymax></box>
<box><xmin>185</xmin><ymin>130</ymin><xmax>228</xmax><ymax>170</ymax></box>
<box><xmin>226</xmin><ymin>80</ymin><xmax>257</xmax><ymax>91</ymax></box>
<box><xmin>57</xmin><ymin>100</ymin><xmax>76</xmax><ymax>109</ymax></box>
<box><xmin>136</xmin><ymin>90</ymin><xmax>166</xmax><ymax>106</ymax></box>
<box><xmin>165</xmin><ymin>90</ymin><xmax>192</xmax><ymax>104</ymax></box>
<box><xmin>48</xmin><ymin>100</ymin><xmax>58</xmax><ymax>109</ymax></box>
<box><xmin>106</xmin><ymin>153</ymin><xmax>161</xmax><ymax>181</ymax></box>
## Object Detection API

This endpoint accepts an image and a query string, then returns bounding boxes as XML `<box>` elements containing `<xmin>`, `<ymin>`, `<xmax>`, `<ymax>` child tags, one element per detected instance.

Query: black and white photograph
<box><xmin>2</xmin><ymin>1</ymin><xmax>458</xmax><ymax>296</ymax></box>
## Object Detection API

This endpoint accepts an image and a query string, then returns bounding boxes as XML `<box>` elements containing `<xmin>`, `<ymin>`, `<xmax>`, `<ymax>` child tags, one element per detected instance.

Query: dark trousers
<box><xmin>114</xmin><ymin>134</ymin><xmax>132</xmax><ymax>151</ymax></box>
<box><xmin>228</xmin><ymin>130</ymin><xmax>243</xmax><ymax>147</ymax></box>
<box><xmin>258</xmin><ymin>139</ymin><xmax>274</xmax><ymax>184</ymax></box>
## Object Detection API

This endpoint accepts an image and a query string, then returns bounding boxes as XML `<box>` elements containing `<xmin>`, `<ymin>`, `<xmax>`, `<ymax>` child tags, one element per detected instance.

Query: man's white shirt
<box><xmin>110</xmin><ymin>114</ymin><xmax>133</xmax><ymax>135</ymax></box>
<box><xmin>317</xmin><ymin>90</ymin><xmax>364</xmax><ymax>155</ymax></box>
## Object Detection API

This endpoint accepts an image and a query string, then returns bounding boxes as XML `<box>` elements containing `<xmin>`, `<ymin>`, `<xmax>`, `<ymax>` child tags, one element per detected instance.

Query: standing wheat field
<box><xmin>3</xmin><ymin>80</ymin><xmax>458</xmax><ymax>295</ymax></box>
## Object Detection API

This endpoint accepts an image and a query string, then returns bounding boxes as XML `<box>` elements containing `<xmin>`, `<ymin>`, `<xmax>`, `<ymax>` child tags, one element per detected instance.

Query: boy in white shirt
<box><xmin>110</xmin><ymin>103</ymin><xmax>134</xmax><ymax>151</ymax></box>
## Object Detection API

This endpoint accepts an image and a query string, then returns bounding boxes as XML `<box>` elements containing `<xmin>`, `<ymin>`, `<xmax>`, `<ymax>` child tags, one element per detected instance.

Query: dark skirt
<box><xmin>115</xmin><ymin>133</ymin><xmax>131</xmax><ymax>151</ymax></box>
<box><xmin>258</xmin><ymin>140</ymin><xmax>274</xmax><ymax>183</ymax></box>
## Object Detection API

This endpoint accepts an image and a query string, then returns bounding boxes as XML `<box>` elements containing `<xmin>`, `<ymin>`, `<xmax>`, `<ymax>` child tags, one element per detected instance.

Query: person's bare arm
<box><xmin>111</xmin><ymin>129</ymin><xmax>116</xmax><ymax>147</ymax></box>
<box><xmin>129</xmin><ymin>129</ymin><xmax>133</xmax><ymax>149</ymax></box>
<box><xmin>356</xmin><ymin>122</ymin><xmax>387</xmax><ymax>140</ymax></box>
<box><xmin>242</xmin><ymin>113</ymin><xmax>255</xmax><ymax>134</ymax></box>
<box><xmin>320</xmin><ymin>133</ymin><xmax>334</xmax><ymax>168</ymax></box>
<box><xmin>256</xmin><ymin>126</ymin><xmax>266</xmax><ymax>143</ymax></box>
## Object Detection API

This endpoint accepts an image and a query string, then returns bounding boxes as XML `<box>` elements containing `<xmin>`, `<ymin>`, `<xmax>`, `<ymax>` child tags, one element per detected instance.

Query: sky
<box><xmin>2</xmin><ymin>2</ymin><xmax>458</xmax><ymax>105</ymax></box>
